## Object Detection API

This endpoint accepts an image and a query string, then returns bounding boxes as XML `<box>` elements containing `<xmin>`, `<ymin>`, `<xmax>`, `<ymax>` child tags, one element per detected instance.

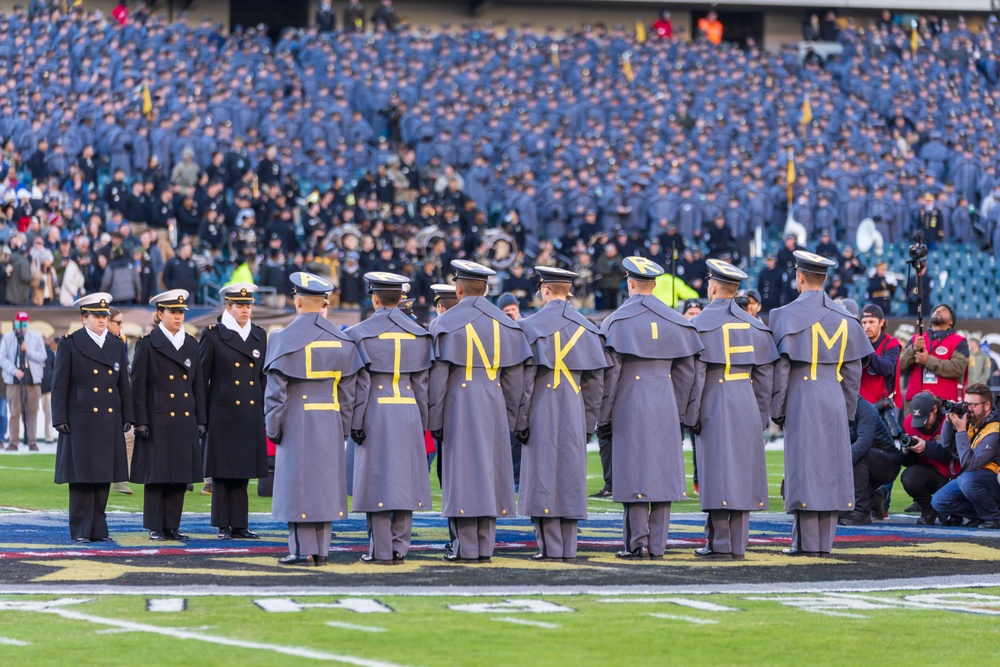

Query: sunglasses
<box><xmin>111</xmin><ymin>320</ymin><xmax>123</xmax><ymax>325</ymax></box>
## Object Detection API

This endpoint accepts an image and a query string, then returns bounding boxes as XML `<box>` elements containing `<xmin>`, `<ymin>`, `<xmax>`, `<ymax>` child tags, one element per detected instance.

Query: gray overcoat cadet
<box><xmin>600</xmin><ymin>294</ymin><xmax>704</xmax><ymax>504</ymax></box>
<box><xmin>687</xmin><ymin>299</ymin><xmax>778</xmax><ymax>512</ymax></box>
<box><xmin>347</xmin><ymin>308</ymin><xmax>433</xmax><ymax>513</ymax></box>
<box><xmin>769</xmin><ymin>291</ymin><xmax>872</xmax><ymax>513</ymax></box>
<box><xmin>264</xmin><ymin>313</ymin><xmax>367</xmax><ymax>524</ymax></box>
<box><xmin>428</xmin><ymin>296</ymin><xmax>532</xmax><ymax>519</ymax></box>
<box><xmin>518</xmin><ymin>299</ymin><xmax>608</xmax><ymax>520</ymax></box>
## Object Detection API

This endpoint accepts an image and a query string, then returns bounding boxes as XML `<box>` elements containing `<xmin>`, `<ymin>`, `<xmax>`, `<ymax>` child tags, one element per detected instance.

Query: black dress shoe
<box><xmin>904</xmin><ymin>502</ymin><xmax>921</xmax><ymax>513</ymax></box>
<box><xmin>232</xmin><ymin>528</ymin><xmax>260</xmax><ymax>539</ymax></box>
<box><xmin>392</xmin><ymin>551</ymin><xmax>405</xmax><ymax>563</ymax></box>
<box><xmin>149</xmin><ymin>531</ymin><xmax>166</xmax><ymax>541</ymax></box>
<box><xmin>589</xmin><ymin>488</ymin><xmax>613</xmax><ymax>498</ymax></box>
<box><xmin>218</xmin><ymin>528</ymin><xmax>232</xmax><ymax>539</ymax></box>
<box><xmin>966</xmin><ymin>519</ymin><xmax>984</xmax><ymax>528</ymax></box>
<box><xmin>73</xmin><ymin>537</ymin><xmax>90</xmax><ymax>543</ymax></box>
<box><xmin>941</xmin><ymin>514</ymin><xmax>965</xmax><ymax>526</ymax></box>
<box><xmin>93</xmin><ymin>536</ymin><xmax>113</xmax><ymax>542</ymax></box>
<box><xmin>166</xmin><ymin>529</ymin><xmax>189</xmax><ymax>541</ymax></box>
<box><xmin>443</xmin><ymin>553</ymin><xmax>478</xmax><ymax>563</ymax></box>
<box><xmin>360</xmin><ymin>554</ymin><xmax>394</xmax><ymax>565</ymax></box>
<box><xmin>478</xmin><ymin>556</ymin><xmax>492</xmax><ymax>563</ymax></box>
<box><xmin>530</xmin><ymin>553</ymin><xmax>561</xmax><ymax>561</ymax></box>
<box><xmin>916</xmin><ymin>511</ymin><xmax>938</xmax><ymax>525</ymax></box>
<box><xmin>979</xmin><ymin>520</ymin><xmax>1000</xmax><ymax>529</ymax></box>
<box><xmin>313</xmin><ymin>556</ymin><xmax>327</xmax><ymax>566</ymax></box>
<box><xmin>781</xmin><ymin>547</ymin><xmax>821</xmax><ymax>557</ymax></box>
<box><xmin>694</xmin><ymin>546</ymin><xmax>733</xmax><ymax>559</ymax></box>
<box><xmin>277</xmin><ymin>554</ymin><xmax>312</xmax><ymax>566</ymax></box>
<box><xmin>615</xmin><ymin>546</ymin><xmax>648</xmax><ymax>560</ymax></box>
<box><xmin>838</xmin><ymin>511</ymin><xmax>873</xmax><ymax>526</ymax></box>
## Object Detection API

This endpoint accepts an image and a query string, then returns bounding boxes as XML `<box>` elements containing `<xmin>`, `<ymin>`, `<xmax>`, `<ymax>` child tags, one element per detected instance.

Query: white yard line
<box><xmin>5</xmin><ymin>573</ymin><xmax>1000</xmax><ymax>597</ymax></box>
<box><xmin>21</xmin><ymin>604</ymin><xmax>414</xmax><ymax>666</ymax></box>
<box><xmin>647</xmin><ymin>613</ymin><xmax>718</xmax><ymax>625</ymax></box>
<box><xmin>326</xmin><ymin>622</ymin><xmax>387</xmax><ymax>633</ymax></box>
<box><xmin>493</xmin><ymin>617</ymin><xmax>560</xmax><ymax>629</ymax></box>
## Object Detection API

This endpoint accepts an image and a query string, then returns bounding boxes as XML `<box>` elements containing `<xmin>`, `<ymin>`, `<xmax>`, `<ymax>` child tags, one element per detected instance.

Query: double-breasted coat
<box><xmin>130</xmin><ymin>327</ymin><xmax>207</xmax><ymax>485</ymax></box>
<box><xmin>347</xmin><ymin>307</ymin><xmax>433</xmax><ymax>513</ymax></box>
<box><xmin>264</xmin><ymin>313</ymin><xmax>367</xmax><ymax>523</ymax></box>
<box><xmin>686</xmin><ymin>299</ymin><xmax>778</xmax><ymax>512</ymax></box>
<box><xmin>600</xmin><ymin>294</ymin><xmax>703</xmax><ymax>504</ymax></box>
<box><xmin>428</xmin><ymin>296</ymin><xmax>532</xmax><ymax>519</ymax></box>
<box><xmin>53</xmin><ymin>328</ymin><xmax>134</xmax><ymax>484</ymax></box>
<box><xmin>770</xmin><ymin>290</ymin><xmax>872</xmax><ymax>512</ymax></box>
<box><xmin>518</xmin><ymin>299</ymin><xmax>607</xmax><ymax>519</ymax></box>
<box><xmin>199</xmin><ymin>321</ymin><xmax>269</xmax><ymax>480</ymax></box>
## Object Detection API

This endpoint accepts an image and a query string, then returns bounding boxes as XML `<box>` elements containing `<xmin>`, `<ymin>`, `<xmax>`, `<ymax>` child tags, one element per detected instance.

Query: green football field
<box><xmin>2</xmin><ymin>449</ymin><xmax>789</xmax><ymax>515</ymax></box>
<box><xmin>2</xmin><ymin>587</ymin><xmax>999</xmax><ymax>666</ymax></box>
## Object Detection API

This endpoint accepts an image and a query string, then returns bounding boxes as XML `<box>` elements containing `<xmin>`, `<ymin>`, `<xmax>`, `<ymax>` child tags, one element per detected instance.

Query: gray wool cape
<box><xmin>600</xmin><ymin>294</ymin><xmax>704</xmax><ymax>504</ymax></box>
<box><xmin>264</xmin><ymin>313</ymin><xmax>368</xmax><ymax>524</ymax></box>
<box><xmin>347</xmin><ymin>307</ymin><xmax>433</xmax><ymax>514</ymax></box>
<box><xmin>769</xmin><ymin>290</ymin><xmax>873</xmax><ymax>513</ymax></box>
<box><xmin>428</xmin><ymin>296</ymin><xmax>532</xmax><ymax>519</ymax></box>
<box><xmin>686</xmin><ymin>299</ymin><xmax>778</xmax><ymax>512</ymax></box>
<box><xmin>518</xmin><ymin>299</ymin><xmax>608</xmax><ymax>520</ymax></box>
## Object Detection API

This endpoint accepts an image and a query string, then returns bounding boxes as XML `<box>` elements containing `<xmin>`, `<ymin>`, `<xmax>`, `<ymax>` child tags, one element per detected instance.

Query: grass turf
<box><xmin>0</xmin><ymin>588</ymin><xmax>995</xmax><ymax>666</ymax></box>
<box><xmin>0</xmin><ymin>449</ymin><xmax>792</xmax><ymax>515</ymax></box>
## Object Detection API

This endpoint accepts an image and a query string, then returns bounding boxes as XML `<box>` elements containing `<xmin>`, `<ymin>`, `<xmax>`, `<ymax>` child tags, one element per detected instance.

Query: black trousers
<box><xmin>853</xmin><ymin>449</ymin><xmax>903</xmax><ymax>513</ymax></box>
<box><xmin>68</xmin><ymin>483</ymin><xmax>110</xmax><ymax>540</ymax></box>
<box><xmin>143</xmin><ymin>483</ymin><xmax>187</xmax><ymax>532</ymax></box>
<box><xmin>597</xmin><ymin>432</ymin><xmax>612</xmax><ymax>491</ymax></box>
<box><xmin>211</xmin><ymin>478</ymin><xmax>250</xmax><ymax>529</ymax></box>
<box><xmin>901</xmin><ymin>463</ymin><xmax>949</xmax><ymax>512</ymax></box>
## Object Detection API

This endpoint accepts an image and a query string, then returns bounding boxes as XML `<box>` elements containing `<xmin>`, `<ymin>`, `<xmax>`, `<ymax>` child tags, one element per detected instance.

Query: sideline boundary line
<box><xmin>3</xmin><ymin>573</ymin><xmax>1000</xmax><ymax>597</ymax></box>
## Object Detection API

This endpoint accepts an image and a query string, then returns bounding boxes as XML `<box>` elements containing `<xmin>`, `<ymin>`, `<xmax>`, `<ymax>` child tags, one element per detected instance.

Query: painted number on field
<box><xmin>743</xmin><ymin>595</ymin><xmax>896</xmax><ymax>619</ymax></box>
<box><xmin>449</xmin><ymin>599</ymin><xmax>574</xmax><ymax>614</ymax></box>
<box><xmin>254</xmin><ymin>598</ymin><xmax>393</xmax><ymax>614</ymax></box>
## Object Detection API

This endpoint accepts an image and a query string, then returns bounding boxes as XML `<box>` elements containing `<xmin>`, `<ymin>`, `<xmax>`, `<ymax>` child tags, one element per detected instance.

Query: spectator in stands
<box><xmin>900</xmin><ymin>304</ymin><xmax>969</xmax><ymax>410</ymax></box>
<box><xmin>653</xmin><ymin>11</ymin><xmax>673</xmax><ymax>39</ymax></box>
<box><xmin>371</xmin><ymin>0</ymin><xmax>399</xmax><ymax>32</ymax></box>
<box><xmin>163</xmin><ymin>242</ymin><xmax>200</xmax><ymax>301</ymax></box>
<box><xmin>0</xmin><ymin>311</ymin><xmax>44</xmax><ymax>452</ymax></box>
<box><xmin>865</xmin><ymin>261</ymin><xmax>895</xmax><ymax>315</ymax></box>
<box><xmin>5</xmin><ymin>234</ymin><xmax>32</xmax><ymax>306</ymax></box>
<box><xmin>697</xmin><ymin>11</ymin><xmax>724</xmax><ymax>44</ymax></box>
<box><xmin>344</xmin><ymin>0</ymin><xmax>366</xmax><ymax>32</ymax></box>
<box><xmin>316</xmin><ymin>0</ymin><xmax>336</xmax><ymax>32</ymax></box>
<box><xmin>967</xmin><ymin>338</ymin><xmax>992</xmax><ymax>387</ymax></box>
<box><xmin>931</xmin><ymin>383</ymin><xmax>1000</xmax><ymax>529</ymax></box>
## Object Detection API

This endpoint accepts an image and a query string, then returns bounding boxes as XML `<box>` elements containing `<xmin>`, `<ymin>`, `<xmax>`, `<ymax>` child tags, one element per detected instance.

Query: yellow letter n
<box><xmin>466</xmin><ymin>320</ymin><xmax>501</xmax><ymax>381</ymax></box>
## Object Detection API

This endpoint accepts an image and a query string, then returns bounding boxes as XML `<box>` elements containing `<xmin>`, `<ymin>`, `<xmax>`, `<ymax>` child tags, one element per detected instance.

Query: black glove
<box><xmin>772</xmin><ymin>416</ymin><xmax>785</xmax><ymax>427</ymax></box>
<box><xmin>134</xmin><ymin>425</ymin><xmax>149</xmax><ymax>439</ymax></box>
<box><xmin>689</xmin><ymin>422</ymin><xmax>702</xmax><ymax>435</ymax></box>
<box><xmin>55</xmin><ymin>423</ymin><xmax>70</xmax><ymax>435</ymax></box>
<box><xmin>351</xmin><ymin>429</ymin><xmax>366</xmax><ymax>445</ymax></box>
<box><xmin>595</xmin><ymin>422</ymin><xmax>612</xmax><ymax>439</ymax></box>
<box><xmin>269</xmin><ymin>433</ymin><xmax>282</xmax><ymax>445</ymax></box>
<box><xmin>515</xmin><ymin>429</ymin><xmax>529</xmax><ymax>444</ymax></box>
<box><xmin>431</xmin><ymin>429</ymin><xmax>443</xmax><ymax>442</ymax></box>
<box><xmin>124</xmin><ymin>423</ymin><xmax>133</xmax><ymax>433</ymax></box>
<box><xmin>198</xmin><ymin>424</ymin><xmax>207</xmax><ymax>438</ymax></box>
<box><xmin>586</xmin><ymin>432</ymin><xmax>594</xmax><ymax>443</ymax></box>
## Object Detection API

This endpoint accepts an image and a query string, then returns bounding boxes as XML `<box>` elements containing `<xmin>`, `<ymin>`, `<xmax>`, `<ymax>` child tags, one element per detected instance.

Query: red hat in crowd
<box><xmin>15</xmin><ymin>312</ymin><xmax>29</xmax><ymax>322</ymax></box>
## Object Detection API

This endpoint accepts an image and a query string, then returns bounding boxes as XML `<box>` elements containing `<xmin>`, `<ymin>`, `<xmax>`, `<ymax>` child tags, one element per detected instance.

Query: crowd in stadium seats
<box><xmin>0</xmin><ymin>2</ymin><xmax>995</xmax><ymax>316</ymax></box>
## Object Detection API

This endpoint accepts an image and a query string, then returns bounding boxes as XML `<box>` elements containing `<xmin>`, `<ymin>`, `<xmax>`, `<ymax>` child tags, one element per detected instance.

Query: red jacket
<box><xmin>903</xmin><ymin>413</ymin><xmax>956</xmax><ymax>480</ymax></box>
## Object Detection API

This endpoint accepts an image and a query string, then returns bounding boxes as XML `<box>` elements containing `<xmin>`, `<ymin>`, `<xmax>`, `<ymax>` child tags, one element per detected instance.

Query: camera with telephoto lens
<box><xmin>873</xmin><ymin>397</ymin><xmax>914</xmax><ymax>451</ymax></box>
<box><xmin>941</xmin><ymin>399</ymin><xmax>969</xmax><ymax>417</ymax></box>
<box><xmin>908</xmin><ymin>241</ymin><xmax>928</xmax><ymax>267</ymax></box>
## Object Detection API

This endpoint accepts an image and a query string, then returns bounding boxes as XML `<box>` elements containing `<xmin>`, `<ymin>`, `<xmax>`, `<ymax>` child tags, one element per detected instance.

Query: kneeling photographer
<box><xmin>840</xmin><ymin>398</ymin><xmax>903</xmax><ymax>526</ymax></box>
<box><xmin>899</xmin><ymin>392</ymin><xmax>960</xmax><ymax>525</ymax></box>
<box><xmin>930</xmin><ymin>384</ymin><xmax>1000</xmax><ymax>529</ymax></box>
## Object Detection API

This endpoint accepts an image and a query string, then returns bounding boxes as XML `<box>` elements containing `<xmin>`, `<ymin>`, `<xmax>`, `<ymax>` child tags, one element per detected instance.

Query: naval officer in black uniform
<box><xmin>53</xmin><ymin>292</ymin><xmax>134</xmax><ymax>542</ymax></box>
<box><xmin>130</xmin><ymin>289</ymin><xmax>208</xmax><ymax>541</ymax></box>
<box><xmin>200</xmin><ymin>283</ymin><xmax>269</xmax><ymax>539</ymax></box>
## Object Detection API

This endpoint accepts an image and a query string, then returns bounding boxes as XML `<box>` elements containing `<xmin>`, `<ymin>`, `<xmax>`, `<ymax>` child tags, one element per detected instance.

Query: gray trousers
<box><xmin>705</xmin><ymin>509</ymin><xmax>750</xmax><ymax>555</ymax></box>
<box><xmin>449</xmin><ymin>516</ymin><xmax>496</xmax><ymax>559</ymax></box>
<box><xmin>367</xmin><ymin>510</ymin><xmax>412</xmax><ymax>560</ymax></box>
<box><xmin>288</xmin><ymin>521</ymin><xmax>331</xmax><ymax>557</ymax></box>
<box><xmin>623</xmin><ymin>502</ymin><xmax>671</xmax><ymax>556</ymax></box>
<box><xmin>533</xmin><ymin>517</ymin><xmax>579</xmax><ymax>558</ymax></box>
<box><xmin>791</xmin><ymin>510</ymin><xmax>838</xmax><ymax>553</ymax></box>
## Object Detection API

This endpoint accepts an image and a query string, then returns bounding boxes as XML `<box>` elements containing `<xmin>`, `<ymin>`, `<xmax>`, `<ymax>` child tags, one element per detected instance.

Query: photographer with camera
<box><xmin>900</xmin><ymin>303</ymin><xmax>968</xmax><ymax>410</ymax></box>
<box><xmin>840</xmin><ymin>398</ymin><xmax>902</xmax><ymax>525</ymax></box>
<box><xmin>929</xmin><ymin>384</ymin><xmax>1000</xmax><ymax>528</ymax></box>
<box><xmin>899</xmin><ymin>391</ymin><xmax>960</xmax><ymax>525</ymax></box>
<box><xmin>0</xmin><ymin>311</ymin><xmax>45</xmax><ymax>451</ymax></box>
